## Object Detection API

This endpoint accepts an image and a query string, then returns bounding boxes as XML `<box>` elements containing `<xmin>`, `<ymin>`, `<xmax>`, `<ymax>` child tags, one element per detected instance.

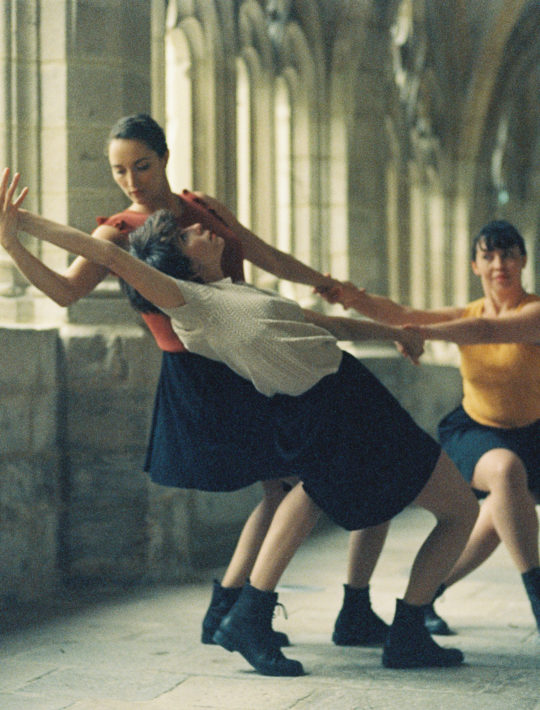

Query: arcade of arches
<box><xmin>1</xmin><ymin>0</ymin><xmax>539</xmax><ymax>605</ymax></box>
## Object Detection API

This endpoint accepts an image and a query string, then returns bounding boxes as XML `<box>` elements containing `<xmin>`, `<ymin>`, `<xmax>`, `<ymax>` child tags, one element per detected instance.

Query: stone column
<box><xmin>0</xmin><ymin>0</ymin><xmax>44</xmax><ymax>321</ymax></box>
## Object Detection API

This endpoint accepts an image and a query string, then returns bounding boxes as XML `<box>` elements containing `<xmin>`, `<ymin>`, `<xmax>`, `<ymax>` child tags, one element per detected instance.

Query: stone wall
<box><xmin>0</xmin><ymin>323</ymin><xmax>263</xmax><ymax>606</ymax></box>
<box><xmin>0</xmin><ymin>326</ymin><xmax>61</xmax><ymax>603</ymax></box>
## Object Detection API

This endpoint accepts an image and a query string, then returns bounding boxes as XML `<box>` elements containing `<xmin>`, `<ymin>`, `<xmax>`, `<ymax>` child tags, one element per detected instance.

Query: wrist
<box><xmin>16</xmin><ymin>208</ymin><xmax>31</xmax><ymax>230</ymax></box>
<box><xmin>1</xmin><ymin>235</ymin><xmax>22</xmax><ymax>255</ymax></box>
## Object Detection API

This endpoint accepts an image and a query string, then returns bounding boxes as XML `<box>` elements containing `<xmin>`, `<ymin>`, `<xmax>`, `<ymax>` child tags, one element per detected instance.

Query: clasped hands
<box><xmin>315</xmin><ymin>277</ymin><xmax>425</xmax><ymax>364</ymax></box>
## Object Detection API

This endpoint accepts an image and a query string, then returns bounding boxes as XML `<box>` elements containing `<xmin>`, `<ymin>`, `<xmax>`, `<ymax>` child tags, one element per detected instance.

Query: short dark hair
<box><xmin>107</xmin><ymin>114</ymin><xmax>168</xmax><ymax>157</ymax></box>
<box><xmin>472</xmin><ymin>220</ymin><xmax>526</xmax><ymax>260</ymax></box>
<box><xmin>120</xmin><ymin>210</ymin><xmax>197</xmax><ymax>313</ymax></box>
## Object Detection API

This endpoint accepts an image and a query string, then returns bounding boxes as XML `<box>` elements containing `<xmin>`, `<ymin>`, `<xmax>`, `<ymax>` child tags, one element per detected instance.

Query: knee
<box><xmin>261</xmin><ymin>478</ymin><xmax>293</xmax><ymax>508</ymax></box>
<box><xmin>483</xmin><ymin>456</ymin><xmax>528</xmax><ymax>495</ymax></box>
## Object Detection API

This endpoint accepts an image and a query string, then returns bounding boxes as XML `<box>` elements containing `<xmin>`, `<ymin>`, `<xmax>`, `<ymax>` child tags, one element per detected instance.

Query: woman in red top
<box><xmin>1</xmin><ymin>115</ymin><xmax>388</xmax><ymax>649</ymax></box>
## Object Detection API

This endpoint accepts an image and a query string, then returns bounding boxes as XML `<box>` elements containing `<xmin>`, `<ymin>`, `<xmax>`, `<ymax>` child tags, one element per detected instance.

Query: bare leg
<box><xmin>443</xmin><ymin>496</ymin><xmax>500</xmax><ymax>588</ymax></box>
<box><xmin>403</xmin><ymin>451</ymin><xmax>479</xmax><ymax>605</ymax></box>
<box><xmin>221</xmin><ymin>479</ymin><xmax>293</xmax><ymax>588</ymax></box>
<box><xmin>382</xmin><ymin>452</ymin><xmax>478</xmax><ymax>668</ymax></box>
<box><xmin>202</xmin><ymin>478</ymin><xmax>295</xmax><ymax>646</ymax></box>
<box><xmin>346</xmin><ymin>522</ymin><xmax>391</xmax><ymax>587</ymax></box>
<box><xmin>470</xmin><ymin>449</ymin><xmax>539</xmax><ymax>573</ymax></box>
<box><xmin>213</xmin><ymin>483</ymin><xmax>320</xmax><ymax>676</ymax></box>
<box><xmin>249</xmin><ymin>482</ymin><xmax>321</xmax><ymax>591</ymax></box>
<box><xmin>435</xmin><ymin>451</ymin><xmax>540</xmax><ymax>633</ymax></box>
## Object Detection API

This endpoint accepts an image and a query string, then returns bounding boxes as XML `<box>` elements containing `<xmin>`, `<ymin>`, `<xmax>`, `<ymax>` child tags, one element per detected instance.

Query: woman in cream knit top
<box><xmin>1</xmin><ymin>182</ymin><xmax>479</xmax><ymax>674</ymax></box>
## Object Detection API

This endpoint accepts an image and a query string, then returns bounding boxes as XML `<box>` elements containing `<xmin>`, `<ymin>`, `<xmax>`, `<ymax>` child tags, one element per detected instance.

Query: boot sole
<box><xmin>213</xmin><ymin>628</ymin><xmax>236</xmax><ymax>652</ymax></box>
<box><xmin>333</xmin><ymin>630</ymin><xmax>388</xmax><ymax>646</ymax></box>
<box><xmin>211</xmin><ymin>627</ymin><xmax>290</xmax><ymax>647</ymax></box>
<box><xmin>382</xmin><ymin>658</ymin><xmax>464</xmax><ymax>668</ymax></box>
<box><xmin>213</xmin><ymin>629</ymin><xmax>304</xmax><ymax>676</ymax></box>
<box><xmin>382</xmin><ymin>652</ymin><xmax>464</xmax><ymax>668</ymax></box>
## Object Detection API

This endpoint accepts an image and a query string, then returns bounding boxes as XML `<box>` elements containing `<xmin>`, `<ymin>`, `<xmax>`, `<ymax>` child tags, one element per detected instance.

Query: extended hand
<box><xmin>314</xmin><ymin>277</ymin><xmax>343</xmax><ymax>304</ymax></box>
<box><xmin>0</xmin><ymin>168</ymin><xmax>28</xmax><ymax>252</ymax></box>
<box><xmin>314</xmin><ymin>275</ymin><xmax>365</xmax><ymax>308</ymax></box>
<box><xmin>396</xmin><ymin>327</ymin><xmax>424</xmax><ymax>365</ymax></box>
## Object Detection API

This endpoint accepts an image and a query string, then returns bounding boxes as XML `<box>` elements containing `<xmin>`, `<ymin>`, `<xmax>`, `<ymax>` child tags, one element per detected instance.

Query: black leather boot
<box><xmin>421</xmin><ymin>584</ymin><xmax>453</xmax><ymax>635</ymax></box>
<box><xmin>522</xmin><ymin>567</ymin><xmax>540</xmax><ymax>632</ymax></box>
<box><xmin>332</xmin><ymin>584</ymin><xmax>389</xmax><ymax>645</ymax></box>
<box><xmin>422</xmin><ymin>602</ymin><xmax>453</xmax><ymax>635</ymax></box>
<box><xmin>382</xmin><ymin>599</ymin><xmax>464</xmax><ymax>669</ymax></box>
<box><xmin>201</xmin><ymin>579</ymin><xmax>290</xmax><ymax>646</ymax></box>
<box><xmin>213</xmin><ymin>583</ymin><xmax>304</xmax><ymax>676</ymax></box>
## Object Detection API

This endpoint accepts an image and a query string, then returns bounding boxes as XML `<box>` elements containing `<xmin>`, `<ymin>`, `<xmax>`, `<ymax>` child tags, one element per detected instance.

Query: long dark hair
<box><xmin>120</xmin><ymin>210</ymin><xmax>197</xmax><ymax>313</ymax></box>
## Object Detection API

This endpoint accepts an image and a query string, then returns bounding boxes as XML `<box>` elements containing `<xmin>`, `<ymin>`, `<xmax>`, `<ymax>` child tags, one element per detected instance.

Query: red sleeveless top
<box><xmin>97</xmin><ymin>191</ymin><xmax>245</xmax><ymax>352</ymax></box>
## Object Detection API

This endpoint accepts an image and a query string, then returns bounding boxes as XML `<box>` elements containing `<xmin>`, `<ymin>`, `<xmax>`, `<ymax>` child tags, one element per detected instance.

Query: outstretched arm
<box><xmin>320</xmin><ymin>279</ymin><xmax>464</xmax><ymax>325</ymax></box>
<box><xmin>192</xmin><ymin>192</ymin><xmax>342</xmax><ymax>296</ymax></box>
<box><xmin>0</xmin><ymin>170</ymin><xmax>184</xmax><ymax>311</ymax></box>
<box><xmin>303</xmin><ymin>309</ymin><xmax>424</xmax><ymax>364</ymax></box>
<box><xmin>408</xmin><ymin>304</ymin><xmax>540</xmax><ymax>345</ymax></box>
<box><xmin>0</xmin><ymin>169</ymin><xmax>127</xmax><ymax>306</ymax></box>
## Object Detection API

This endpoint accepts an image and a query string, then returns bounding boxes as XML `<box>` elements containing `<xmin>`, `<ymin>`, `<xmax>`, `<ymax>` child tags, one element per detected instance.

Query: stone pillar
<box><xmin>0</xmin><ymin>0</ymin><xmax>43</xmax><ymax>316</ymax></box>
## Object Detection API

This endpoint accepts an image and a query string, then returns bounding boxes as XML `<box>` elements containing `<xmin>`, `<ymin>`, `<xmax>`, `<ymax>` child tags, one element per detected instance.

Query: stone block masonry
<box><xmin>0</xmin><ymin>327</ymin><xmax>61</xmax><ymax>603</ymax></box>
<box><xmin>0</xmin><ymin>324</ymin><xmax>264</xmax><ymax>606</ymax></box>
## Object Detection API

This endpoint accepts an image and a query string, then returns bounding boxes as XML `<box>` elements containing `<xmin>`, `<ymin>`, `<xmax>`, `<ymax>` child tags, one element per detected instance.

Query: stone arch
<box><xmin>279</xmin><ymin>20</ymin><xmax>321</xmax><ymax>284</ymax></box>
<box><xmin>163</xmin><ymin>0</ymin><xmax>229</xmax><ymax>195</ymax></box>
<box><xmin>453</xmin><ymin>0</ymin><xmax>532</xmax><ymax>300</ymax></box>
<box><xmin>469</xmin><ymin>4</ymin><xmax>540</xmax><ymax>293</ymax></box>
<box><xmin>237</xmin><ymin>0</ymin><xmax>277</xmax><ymax>262</ymax></box>
<box><xmin>268</xmin><ymin>7</ymin><xmax>325</xmax><ymax>301</ymax></box>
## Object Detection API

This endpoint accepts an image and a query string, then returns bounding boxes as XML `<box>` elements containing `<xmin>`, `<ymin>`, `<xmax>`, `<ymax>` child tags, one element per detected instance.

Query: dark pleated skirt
<box><xmin>145</xmin><ymin>351</ymin><xmax>441</xmax><ymax>530</ymax></box>
<box><xmin>439</xmin><ymin>405</ymin><xmax>540</xmax><ymax>499</ymax></box>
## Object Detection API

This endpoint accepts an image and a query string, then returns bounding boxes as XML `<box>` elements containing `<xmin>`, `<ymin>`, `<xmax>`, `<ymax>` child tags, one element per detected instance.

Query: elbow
<box><xmin>52</xmin><ymin>283</ymin><xmax>86</xmax><ymax>308</ymax></box>
<box><xmin>54</xmin><ymin>293</ymin><xmax>76</xmax><ymax>308</ymax></box>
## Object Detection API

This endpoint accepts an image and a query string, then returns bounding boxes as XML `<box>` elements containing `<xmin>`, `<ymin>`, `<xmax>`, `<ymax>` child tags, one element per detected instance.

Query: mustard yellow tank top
<box><xmin>459</xmin><ymin>294</ymin><xmax>540</xmax><ymax>428</ymax></box>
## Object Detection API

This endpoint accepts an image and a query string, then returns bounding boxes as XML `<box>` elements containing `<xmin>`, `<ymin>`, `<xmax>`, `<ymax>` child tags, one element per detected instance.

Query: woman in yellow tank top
<box><xmin>327</xmin><ymin>220</ymin><xmax>540</xmax><ymax>637</ymax></box>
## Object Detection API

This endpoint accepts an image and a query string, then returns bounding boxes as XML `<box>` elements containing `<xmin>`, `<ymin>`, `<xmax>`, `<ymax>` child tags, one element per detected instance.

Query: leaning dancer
<box><xmin>0</xmin><ymin>177</ymin><xmax>478</xmax><ymax>675</ymax></box>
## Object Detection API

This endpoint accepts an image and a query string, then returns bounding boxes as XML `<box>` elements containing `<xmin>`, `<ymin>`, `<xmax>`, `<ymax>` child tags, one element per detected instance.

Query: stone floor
<box><xmin>1</xmin><ymin>507</ymin><xmax>539</xmax><ymax>709</ymax></box>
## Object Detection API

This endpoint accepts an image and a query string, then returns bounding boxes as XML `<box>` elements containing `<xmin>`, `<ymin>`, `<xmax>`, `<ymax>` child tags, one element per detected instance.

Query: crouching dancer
<box><xmin>0</xmin><ymin>171</ymin><xmax>478</xmax><ymax>675</ymax></box>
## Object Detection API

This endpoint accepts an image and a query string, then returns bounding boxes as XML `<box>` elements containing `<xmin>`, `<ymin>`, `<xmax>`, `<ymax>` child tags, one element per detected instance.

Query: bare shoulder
<box><xmin>191</xmin><ymin>191</ymin><xmax>227</xmax><ymax>212</ymax></box>
<box><xmin>520</xmin><ymin>299</ymin><xmax>540</xmax><ymax>316</ymax></box>
<box><xmin>91</xmin><ymin>223</ymin><xmax>127</xmax><ymax>245</ymax></box>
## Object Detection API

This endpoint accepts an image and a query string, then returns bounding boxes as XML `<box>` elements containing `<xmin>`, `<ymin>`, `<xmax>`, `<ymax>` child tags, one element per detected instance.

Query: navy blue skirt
<box><xmin>145</xmin><ymin>351</ymin><xmax>441</xmax><ymax>530</ymax></box>
<box><xmin>439</xmin><ymin>405</ymin><xmax>540</xmax><ymax>499</ymax></box>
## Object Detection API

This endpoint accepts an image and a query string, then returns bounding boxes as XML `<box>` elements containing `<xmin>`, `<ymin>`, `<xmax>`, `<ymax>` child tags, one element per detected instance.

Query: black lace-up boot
<box><xmin>201</xmin><ymin>579</ymin><xmax>290</xmax><ymax>646</ymax></box>
<box><xmin>332</xmin><ymin>584</ymin><xmax>389</xmax><ymax>645</ymax></box>
<box><xmin>522</xmin><ymin>567</ymin><xmax>540</xmax><ymax>632</ymax></box>
<box><xmin>213</xmin><ymin>582</ymin><xmax>304</xmax><ymax>676</ymax></box>
<box><xmin>383</xmin><ymin>598</ymin><xmax>464</xmax><ymax>669</ymax></box>
<box><xmin>421</xmin><ymin>583</ymin><xmax>454</xmax><ymax>635</ymax></box>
